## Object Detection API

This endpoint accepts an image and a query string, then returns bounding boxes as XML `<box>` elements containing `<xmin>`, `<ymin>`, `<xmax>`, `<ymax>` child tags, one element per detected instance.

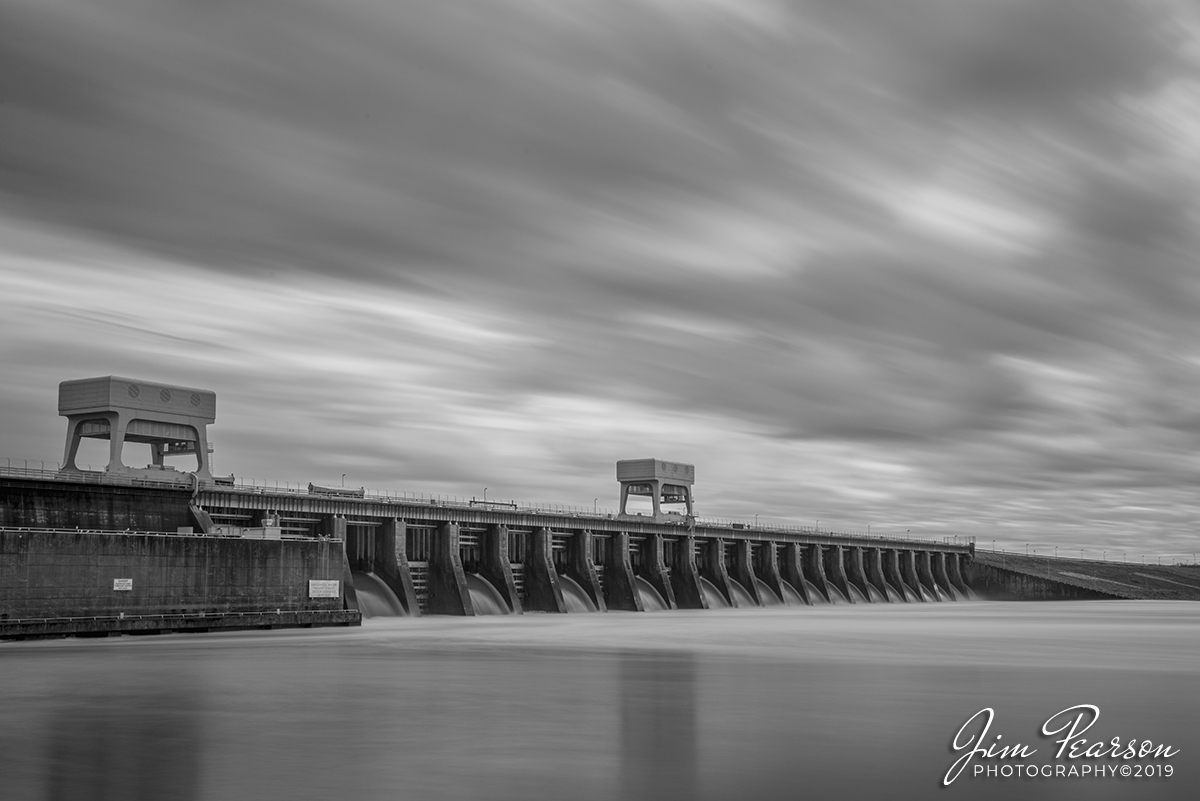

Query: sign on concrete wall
<box><xmin>308</xmin><ymin>580</ymin><xmax>340</xmax><ymax>598</ymax></box>
<box><xmin>113</xmin><ymin>578</ymin><xmax>133</xmax><ymax>591</ymax></box>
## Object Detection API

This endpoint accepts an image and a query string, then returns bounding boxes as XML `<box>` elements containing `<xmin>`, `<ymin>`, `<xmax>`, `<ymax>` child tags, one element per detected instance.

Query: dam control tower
<box><xmin>59</xmin><ymin>376</ymin><xmax>216</xmax><ymax>481</ymax></box>
<box><xmin>616</xmin><ymin>458</ymin><xmax>695</xmax><ymax>522</ymax></box>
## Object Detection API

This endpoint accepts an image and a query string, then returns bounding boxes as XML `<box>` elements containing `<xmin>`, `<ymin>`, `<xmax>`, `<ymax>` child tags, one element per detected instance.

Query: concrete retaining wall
<box><xmin>0</xmin><ymin>529</ymin><xmax>349</xmax><ymax>621</ymax></box>
<box><xmin>965</xmin><ymin>561</ymin><xmax>1122</xmax><ymax>601</ymax></box>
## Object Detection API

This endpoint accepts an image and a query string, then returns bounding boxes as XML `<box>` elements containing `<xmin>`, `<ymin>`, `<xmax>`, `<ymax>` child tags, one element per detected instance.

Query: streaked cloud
<box><xmin>3</xmin><ymin>0</ymin><xmax>1200</xmax><ymax>557</ymax></box>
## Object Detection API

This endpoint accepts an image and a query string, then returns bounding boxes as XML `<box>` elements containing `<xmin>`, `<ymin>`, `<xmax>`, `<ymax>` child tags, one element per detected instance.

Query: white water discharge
<box><xmin>465</xmin><ymin>573</ymin><xmax>511</xmax><ymax>615</ymax></box>
<box><xmin>634</xmin><ymin>576</ymin><xmax>669</xmax><ymax>611</ymax></box>
<box><xmin>779</xmin><ymin>580</ymin><xmax>807</xmax><ymax>606</ymax></box>
<box><xmin>728</xmin><ymin>578</ymin><xmax>757</xmax><ymax>608</ymax></box>
<box><xmin>559</xmin><ymin>574</ymin><xmax>598</xmax><ymax>613</ymax></box>
<box><xmin>754</xmin><ymin>578</ymin><xmax>783</xmax><ymax>606</ymax></box>
<box><xmin>351</xmin><ymin>571</ymin><xmax>407</xmax><ymax>618</ymax></box>
<box><xmin>3</xmin><ymin>603</ymin><xmax>1198</xmax><ymax>800</ymax></box>
<box><xmin>699</xmin><ymin>577</ymin><xmax>729</xmax><ymax>608</ymax></box>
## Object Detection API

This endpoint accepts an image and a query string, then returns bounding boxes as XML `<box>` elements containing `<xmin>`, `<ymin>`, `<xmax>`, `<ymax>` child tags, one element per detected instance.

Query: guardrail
<box><xmin>0</xmin><ymin>608</ymin><xmax>354</xmax><ymax>625</ymax></box>
<box><xmin>0</xmin><ymin>463</ymin><xmax>195</xmax><ymax>489</ymax></box>
<box><xmin>0</xmin><ymin>526</ymin><xmax>341</xmax><ymax>542</ymax></box>
<box><xmin>979</xmin><ymin>545</ymin><xmax>1199</xmax><ymax>567</ymax></box>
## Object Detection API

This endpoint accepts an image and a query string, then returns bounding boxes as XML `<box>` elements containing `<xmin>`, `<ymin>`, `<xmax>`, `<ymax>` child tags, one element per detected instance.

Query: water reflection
<box><xmin>1</xmin><ymin>603</ymin><xmax>1198</xmax><ymax>800</ymax></box>
<box><xmin>44</xmin><ymin>679</ymin><xmax>199</xmax><ymax>801</ymax></box>
<box><xmin>620</xmin><ymin>651</ymin><xmax>696</xmax><ymax>801</ymax></box>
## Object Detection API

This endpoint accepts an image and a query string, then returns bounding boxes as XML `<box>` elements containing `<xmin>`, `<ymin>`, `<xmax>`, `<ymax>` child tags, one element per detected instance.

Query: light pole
<box><xmin>484</xmin><ymin>488</ymin><xmax>488</xmax><ymax>502</ymax></box>
<box><xmin>341</xmin><ymin>473</ymin><xmax>346</xmax><ymax>487</ymax></box>
<box><xmin>1054</xmin><ymin>545</ymin><xmax>1058</xmax><ymax>558</ymax></box>
<box><xmin>594</xmin><ymin>498</ymin><xmax>598</xmax><ymax>514</ymax></box>
<box><xmin>755</xmin><ymin>514</ymin><xmax>759</xmax><ymax>527</ymax></box>
<box><xmin>1026</xmin><ymin>543</ymin><xmax>1029</xmax><ymax>555</ymax></box>
<box><xmin>1103</xmin><ymin>551</ymin><xmax>1106</xmax><ymax>561</ymax></box>
<box><xmin>992</xmin><ymin>539</ymin><xmax>996</xmax><ymax>551</ymax></box>
<box><xmin>816</xmin><ymin>520</ymin><xmax>820</xmax><ymax>533</ymax></box>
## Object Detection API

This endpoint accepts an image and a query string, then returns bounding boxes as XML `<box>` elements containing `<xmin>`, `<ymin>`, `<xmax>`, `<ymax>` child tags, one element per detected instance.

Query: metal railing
<box><xmin>0</xmin><ymin>526</ymin><xmax>341</xmax><ymax>543</ymax></box>
<box><xmin>0</xmin><ymin>608</ymin><xmax>356</xmax><ymax>626</ymax></box>
<box><xmin>979</xmin><ymin>544</ymin><xmax>1200</xmax><ymax>567</ymax></box>
<box><xmin>0</xmin><ymin>461</ymin><xmax>193</xmax><ymax>488</ymax></box>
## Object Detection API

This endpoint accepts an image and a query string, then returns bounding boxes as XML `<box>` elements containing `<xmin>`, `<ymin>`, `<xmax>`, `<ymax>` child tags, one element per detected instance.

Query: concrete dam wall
<box><xmin>0</xmin><ymin>475</ymin><xmax>974</xmax><ymax>637</ymax></box>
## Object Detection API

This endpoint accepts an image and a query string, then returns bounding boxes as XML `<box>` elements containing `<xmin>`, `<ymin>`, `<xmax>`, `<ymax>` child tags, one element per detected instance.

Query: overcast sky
<box><xmin>3</xmin><ymin>0</ymin><xmax>1200</xmax><ymax>557</ymax></box>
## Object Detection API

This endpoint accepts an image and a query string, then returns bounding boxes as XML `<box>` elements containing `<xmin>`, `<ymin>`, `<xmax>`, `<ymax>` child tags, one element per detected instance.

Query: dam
<box><xmin>1</xmin><ymin>375</ymin><xmax>979</xmax><ymax>638</ymax></box>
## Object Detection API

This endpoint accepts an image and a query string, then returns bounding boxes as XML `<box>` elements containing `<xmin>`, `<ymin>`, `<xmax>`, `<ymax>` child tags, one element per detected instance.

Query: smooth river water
<box><xmin>2</xmin><ymin>602</ymin><xmax>1198</xmax><ymax>800</ymax></box>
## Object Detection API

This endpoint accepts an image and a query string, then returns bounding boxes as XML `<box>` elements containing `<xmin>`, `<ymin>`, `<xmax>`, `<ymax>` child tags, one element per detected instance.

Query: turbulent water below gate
<box><xmin>465</xmin><ymin>573</ymin><xmax>511</xmax><ymax>615</ymax></box>
<box><xmin>3</xmin><ymin>603</ymin><xmax>1199</xmax><ymax>801</ymax></box>
<box><xmin>351</xmin><ymin>571</ymin><xmax>407</xmax><ymax>618</ymax></box>
<box><xmin>559</xmin><ymin>574</ymin><xmax>597</xmax><ymax>613</ymax></box>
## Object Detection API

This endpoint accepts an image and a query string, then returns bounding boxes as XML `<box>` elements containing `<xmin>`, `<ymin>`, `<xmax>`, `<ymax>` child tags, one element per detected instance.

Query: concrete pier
<box><xmin>524</xmin><ymin>528</ymin><xmax>567</xmax><ymax>613</ymax></box>
<box><xmin>564</xmin><ymin>529</ymin><xmax>604</xmax><ymax>612</ymax></box>
<box><xmin>933</xmin><ymin>552</ymin><xmax>961</xmax><ymax>601</ymax></box>
<box><xmin>865</xmin><ymin>548</ymin><xmax>900</xmax><ymax>602</ymax></box>
<box><xmin>883</xmin><ymin>548</ymin><xmax>917</xmax><ymax>602</ymax></box>
<box><xmin>803</xmin><ymin>544</ymin><xmax>835</xmax><ymax>602</ymax></box>
<box><xmin>481</xmin><ymin>523</ymin><xmax>522</xmax><ymax>614</ymax></box>
<box><xmin>731</xmin><ymin>540</ymin><xmax>763</xmax><ymax>606</ymax></box>
<box><xmin>824</xmin><ymin>545</ymin><xmax>856</xmax><ymax>603</ymax></box>
<box><xmin>372</xmin><ymin>519</ymin><xmax>420</xmax><ymax>615</ymax></box>
<box><xmin>778</xmin><ymin>543</ymin><xmax>810</xmax><ymax>604</ymax></box>
<box><xmin>947</xmin><ymin>553</ymin><xmax>973</xmax><ymax>599</ymax></box>
<box><xmin>699</xmin><ymin>538</ymin><xmax>737</xmax><ymax>606</ymax></box>
<box><xmin>669</xmin><ymin>535</ymin><xmax>707</xmax><ymax>609</ymax></box>
<box><xmin>429</xmin><ymin>522</ymin><xmax>474</xmax><ymax>615</ymax></box>
<box><xmin>846</xmin><ymin>547</ymin><xmax>881</xmax><ymax>602</ymax></box>
<box><xmin>756</xmin><ymin>542</ymin><xmax>787</xmax><ymax>604</ymax></box>
<box><xmin>604</xmin><ymin>531</ymin><xmax>643</xmax><ymax>612</ymax></box>
<box><xmin>639</xmin><ymin>533</ymin><xmax>677</xmax><ymax>610</ymax></box>
<box><xmin>900</xmin><ymin>550</ymin><xmax>929</xmax><ymax>602</ymax></box>
<box><xmin>917</xmin><ymin>551</ymin><xmax>945</xmax><ymax>601</ymax></box>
